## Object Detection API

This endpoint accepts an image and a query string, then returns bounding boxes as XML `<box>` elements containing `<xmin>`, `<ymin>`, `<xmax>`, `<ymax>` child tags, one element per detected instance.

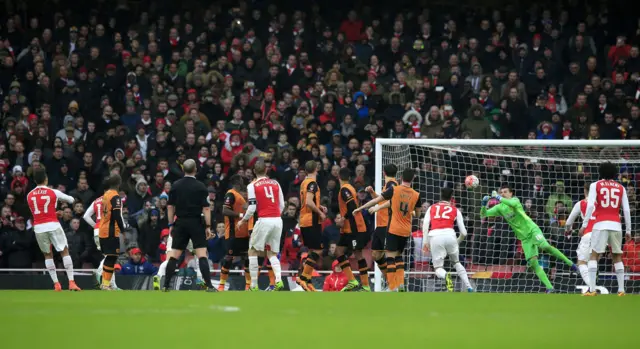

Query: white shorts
<box><xmin>249</xmin><ymin>217</ymin><xmax>283</xmax><ymax>253</ymax></box>
<box><xmin>166</xmin><ymin>234</ymin><xmax>193</xmax><ymax>252</ymax></box>
<box><xmin>36</xmin><ymin>228</ymin><xmax>68</xmax><ymax>254</ymax></box>
<box><xmin>429</xmin><ymin>234</ymin><xmax>459</xmax><ymax>268</ymax></box>
<box><xmin>590</xmin><ymin>229</ymin><xmax>622</xmax><ymax>254</ymax></box>
<box><xmin>576</xmin><ymin>233</ymin><xmax>592</xmax><ymax>262</ymax></box>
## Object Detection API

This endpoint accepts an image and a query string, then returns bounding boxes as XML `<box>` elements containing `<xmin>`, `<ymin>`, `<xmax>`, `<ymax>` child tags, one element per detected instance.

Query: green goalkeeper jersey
<box><xmin>480</xmin><ymin>197</ymin><xmax>539</xmax><ymax>241</ymax></box>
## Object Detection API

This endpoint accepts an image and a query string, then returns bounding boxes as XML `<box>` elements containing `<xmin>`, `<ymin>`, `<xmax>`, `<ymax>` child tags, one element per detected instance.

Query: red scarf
<box><xmin>545</xmin><ymin>93</ymin><xmax>557</xmax><ymax>113</ymax></box>
<box><xmin>260</xmin><ymin>100</ymin><xmax>276</xmax><ymax>121</ymax></box>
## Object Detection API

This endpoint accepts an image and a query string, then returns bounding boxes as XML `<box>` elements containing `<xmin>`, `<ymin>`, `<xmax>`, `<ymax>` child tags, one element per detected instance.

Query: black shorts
<box><xmin>338</xmin><ymin>232</ymin><xmax>367</xmax><ymax>250</ymax></box>
<box><xmin>172</xmin><ymin>218</ymin><xmax>207</xmax><ymax>251</ymax></box>
<box><xmin>385</xmin><ymin>233</ymin><xmax>408</xmax><ymax>253</ymax></box>
<box><xmin>225</xmin><ymin>237</ymin><xmax>249</xmax><ymax>256</ymax></box>
<box><xmin>371</xmin><ymin>227</ymin><xmax>387</xmax><ymax>251</ymax></box>
<box><xmin>99</xmin><ymin>237</ymin><xmax>120</xmax><ymax>255</ymax></box>
<box><xmin>300</xmin><ymin>225</ymin><xmax>323</xmax><ymax>250</ymax></box>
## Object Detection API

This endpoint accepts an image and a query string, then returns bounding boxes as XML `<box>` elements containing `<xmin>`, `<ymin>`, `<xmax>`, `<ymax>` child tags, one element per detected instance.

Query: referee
<box><xmin>163</xmin><ymin>159</ymin><xmax>215</xmax><ymax>292</ymax></box>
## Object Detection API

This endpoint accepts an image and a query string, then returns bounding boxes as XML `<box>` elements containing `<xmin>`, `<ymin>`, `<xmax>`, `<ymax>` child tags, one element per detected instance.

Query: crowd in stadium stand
<box><xmin>0</xmin><ymin>0</ymin><xmax>639</xmax><ymax>276</ymax></box>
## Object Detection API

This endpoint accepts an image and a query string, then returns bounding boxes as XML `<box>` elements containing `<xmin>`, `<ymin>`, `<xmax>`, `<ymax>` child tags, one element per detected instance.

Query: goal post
<box><xmin>374</xmin><ymin>139</ymin><xmax>640</xmax><ymax>293</ymax></box>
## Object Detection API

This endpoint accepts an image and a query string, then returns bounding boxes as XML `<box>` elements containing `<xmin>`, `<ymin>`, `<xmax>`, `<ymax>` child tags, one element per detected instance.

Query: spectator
<box><xmin>137</xmin><ymin>205</ymin><xmax>162</xmax><ymax>260</ymax></box>
<box><xmin>207</xmin><ymin>223</ymin><xmax>226</xmax><ymax>266</ymax></box>
<box><xmin>119</xmin><ymin>248</ymin><xmax>158</xmax><ymax>275</ymax></box>
<box><xmin>461</xmin><ymin>105</ymin><xmax>492</xmax><ymax>139</ymax></box>
<box><xmin>69</xmin><ymin>178</ymin><xmax>94</xmax><ymax>207</ymax></box>
<box><xmin>65</xmin><ymin>218</ymin><xmax>90</xmax><ymax>268</ymax></box>
<box><xmin>321</xmin><ymin>241</ymin><xmax>338</xmax><ymax>271</ymax></box>
<box><xmin>545</xmin><ymin>181</ymin><xmax>574</xmax><ymax>220</ymax></box>
<box><xmin>0</xmin><ymin>217</ymin><xmax>33</xmax><ymax>269</ymax></box>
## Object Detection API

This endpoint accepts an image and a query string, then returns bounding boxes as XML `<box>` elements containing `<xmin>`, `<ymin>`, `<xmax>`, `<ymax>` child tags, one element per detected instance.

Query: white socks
<box><xmin>45</xmin><ymin>259</ymin><xmax>58</xmax><ymax>283</ymax></box>
<box><xmin>578</xmin><ymin>264</ymin><xmax>590</xmax><ymax>286</ymax></box>
<box><xmin>62</xmin><ymin>256</ymin><xmax>74</xmax><ymax>281</ymax></box>
<box><xmin>269</xmin><ymin>255</ymin><xmax>282</xmax><ymax>283</ymax></box>
<box><xmin>434</xmin><ymin>267</ymin><xmax>447</xmax><ymax>279</ymax></box>
<box><xmin>454</xmin><ymin>263</ymin><xmax>471</xmax><ymax>289</ymax></box>
<box><xmin>587</xmin><ymin>260</ymin><xmax>598</xmax><ymax>292</ymax></box>
<box><xmin>614</xmin><ymin>262</ymin><xmax>625</xmax><ymax>293</ymax></box>
<box><xmin>157</xmin><ymin>260</ymin><xmax>167</xmax><ymax>277</ymax></box>
<box><xmin>249</xmin><ymin>256</ymin><xmax>259</xmax><ymax>288</ymax></box>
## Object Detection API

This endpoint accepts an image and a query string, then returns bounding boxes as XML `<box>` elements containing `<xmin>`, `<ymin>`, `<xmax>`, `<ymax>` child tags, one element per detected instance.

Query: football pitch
<box><xmin>0</xmin><ymin>291</ymin><xmax>636</xmax><ymax>348</ymax></box>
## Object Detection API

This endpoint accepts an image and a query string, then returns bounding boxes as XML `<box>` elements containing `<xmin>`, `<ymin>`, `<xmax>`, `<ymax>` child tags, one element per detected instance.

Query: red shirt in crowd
<box><xmin>339</xmin><ymin>19</ymin><xmax>363</xmax><ymax>42</ymax></box>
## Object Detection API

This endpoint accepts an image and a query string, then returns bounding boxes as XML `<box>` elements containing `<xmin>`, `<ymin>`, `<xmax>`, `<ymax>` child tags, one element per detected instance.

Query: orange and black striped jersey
<box><xmin>339</xmin><ymin>183</ymin><xmax>367</xmax><ymax>234</ymax></box>
<box><xmin>381</xmin><ymin>184</ymin><xmax>421</xmax><ymax>237</ymax></box>
<box><xmin>376</xmin><ymin>178</ymin><xmax>398</xmax><ymax>228</ymax></box>
<box><xmin>223</xmin><ymin>189</ymin><xmax>249</xmax><ymax>238</ymax></box>
<box><xmin>299</xmin><ymin>177</ymin><xmax>320</xmax><ymax>228</ymax></box>
<box><xmin>98</xmin><ymin>189</ymin><xmax>124</xmax><ymax>238</ymax></box>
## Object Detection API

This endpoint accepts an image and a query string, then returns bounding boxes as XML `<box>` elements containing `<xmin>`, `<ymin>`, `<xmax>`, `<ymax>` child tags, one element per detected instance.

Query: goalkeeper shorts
<box><xmin>521</xmin><ymin>230</ymin><xmax>549</xmax><ymax>260</ymax></box>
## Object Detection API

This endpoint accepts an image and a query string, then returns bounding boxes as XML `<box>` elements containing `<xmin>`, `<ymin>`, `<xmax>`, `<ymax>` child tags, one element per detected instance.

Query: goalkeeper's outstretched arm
<box><xmin>480</xmin><ymin>201</ymin><xmax>502</xmax><ymax>218</ymax></box>
<box><xmin>496</xmin><ymin>196</ymin><xmax>521</xmax><ymax>208</ymax></box>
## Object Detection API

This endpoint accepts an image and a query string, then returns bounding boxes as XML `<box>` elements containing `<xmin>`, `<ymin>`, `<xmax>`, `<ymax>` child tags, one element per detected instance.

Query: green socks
<box><xmin>529</xmin><ymin>258</ymin><xmax>553</xmax><ymax>290</ymax></box>
<box><xmin>543</xmin><ymin>245</ymin><xmax>574</xmax><ymax>267</ymax></box>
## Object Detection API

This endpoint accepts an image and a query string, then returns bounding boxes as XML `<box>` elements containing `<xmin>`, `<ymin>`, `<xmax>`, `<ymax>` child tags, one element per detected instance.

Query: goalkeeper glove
<box><xmin>491</xmin><ymin>190</ymin><xmax>502</xmax><ymax>201</ymax></box>
<box><xmin>481</xmin><ymin>196</ymin><xmax>490</xmax><ymax>207</ymax></box>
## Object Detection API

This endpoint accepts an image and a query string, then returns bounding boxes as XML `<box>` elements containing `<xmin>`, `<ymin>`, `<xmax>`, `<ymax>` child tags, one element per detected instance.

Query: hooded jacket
<box><xmin>127</xmin><ymin>176</ymin><xmax>150</xmax><ymax>213</ymax></box>
<box><xmin>461</xmin><ymin>105</ymin><xmax>493</xmax><ymax>139</ymax></box>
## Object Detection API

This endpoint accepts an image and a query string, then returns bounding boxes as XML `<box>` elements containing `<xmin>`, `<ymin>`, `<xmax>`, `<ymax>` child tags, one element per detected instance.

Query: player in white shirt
<box><xmin>83</xmin><ymin>195</ymin><xmax>119</xmax><ymax>290</ymax></box>
<box><xmin>27</xmin><ymin>168</ymin><xmax>81</xmax><ymax>291</ymax></box>
<box><xmin>421</xmin><ymin>188</ymin><xmax>473</xmax><ymax>292</ymax></box>
<box><xmin>238</xmin><ymin>160</ymin><xmax>285</xmax><ymax>291</ymax></box>
<box><xmin>564</xmin><ymin>184</ymin><xmax>596</xmax><ymax>287</ymax></box>
<box><xmin>581</xmin><ymin>162</ymin><xmax>632</xmax><ymax>296</ymax></box>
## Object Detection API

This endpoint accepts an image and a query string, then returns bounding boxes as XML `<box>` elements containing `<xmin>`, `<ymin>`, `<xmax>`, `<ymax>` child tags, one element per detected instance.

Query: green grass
<box><xmin>0</xmin><ymin>291</ymin><xmax>636</xmax><ymax>348</ymax></box>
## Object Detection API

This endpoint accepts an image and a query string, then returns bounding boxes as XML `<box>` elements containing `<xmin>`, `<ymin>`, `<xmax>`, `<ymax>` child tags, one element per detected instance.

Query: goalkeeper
<box><xmin>480</xmin><ymin>186</ymin><xmax>577</xmax><ymax>292</ymax></box>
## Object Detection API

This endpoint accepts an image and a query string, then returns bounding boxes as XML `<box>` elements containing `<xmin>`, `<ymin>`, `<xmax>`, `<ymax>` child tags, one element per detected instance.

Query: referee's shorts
<box><xmin>171</xmin><ymin>217</ymin><xmax>207</xmax><ymax>251</ymax></box>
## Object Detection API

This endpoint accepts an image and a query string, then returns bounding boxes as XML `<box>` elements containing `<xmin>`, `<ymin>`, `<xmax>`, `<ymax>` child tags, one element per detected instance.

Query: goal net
<box><xmin>374</xmin><ymin>139</ymin><xmax>640</xmax><ymax>294</ymax></box>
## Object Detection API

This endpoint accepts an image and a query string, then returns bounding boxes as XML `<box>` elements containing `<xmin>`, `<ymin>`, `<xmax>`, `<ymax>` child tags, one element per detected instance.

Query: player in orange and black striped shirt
<box><xmin>365</xmin><ymin>164</ymin><xmax>398</xmax><ymax>281</ymax></box>
<box><xmin>336</xmin><ymin>167</ymin><xmax>370</xmax><ymax>291</ymax></box>
<box><xmin>98</xmin><ymin>174</ymin><xmax>125</xmax><ymax>290</ymax></box>
<box><xmin>356</xmin><ymin>169</ymin><xmax>421</xmax><ymax>291</ymax></box>
<box><xmin>220</xmin><ymin>175</ymin><xmax>250</xmax><ymax>290</ymax></box>
<box><xmin>297</xmin><ymin>160</ymin><xmax>327</xmax><ymax>291</ymax></box>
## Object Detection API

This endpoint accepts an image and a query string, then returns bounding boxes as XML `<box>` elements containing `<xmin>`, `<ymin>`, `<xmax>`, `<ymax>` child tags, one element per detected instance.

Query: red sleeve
<box><xmin>323</xmin><ymin>275</ymin><xmax>333</xmax><ymax>291</ymax></box>
<box><xmin>221</xmin><ymin>147</ymin><xmax>233</xmax><ymax>165</ymax></box>
<box><xmin>608</xmin><ymin>46</ymin><xmax>616</xmax><ymax>60</ymax></box>
<box><xmin>339</xmin><ymin>21</ymin><xmax>348</xmax><ymax>34</ymax></box>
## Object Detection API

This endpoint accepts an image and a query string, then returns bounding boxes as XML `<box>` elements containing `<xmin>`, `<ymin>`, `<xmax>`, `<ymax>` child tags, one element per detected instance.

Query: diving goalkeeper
<box><xmin>480</xmin><ymin>186</ymin><xmax>577</xmax><ymax>292</ymax></box>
